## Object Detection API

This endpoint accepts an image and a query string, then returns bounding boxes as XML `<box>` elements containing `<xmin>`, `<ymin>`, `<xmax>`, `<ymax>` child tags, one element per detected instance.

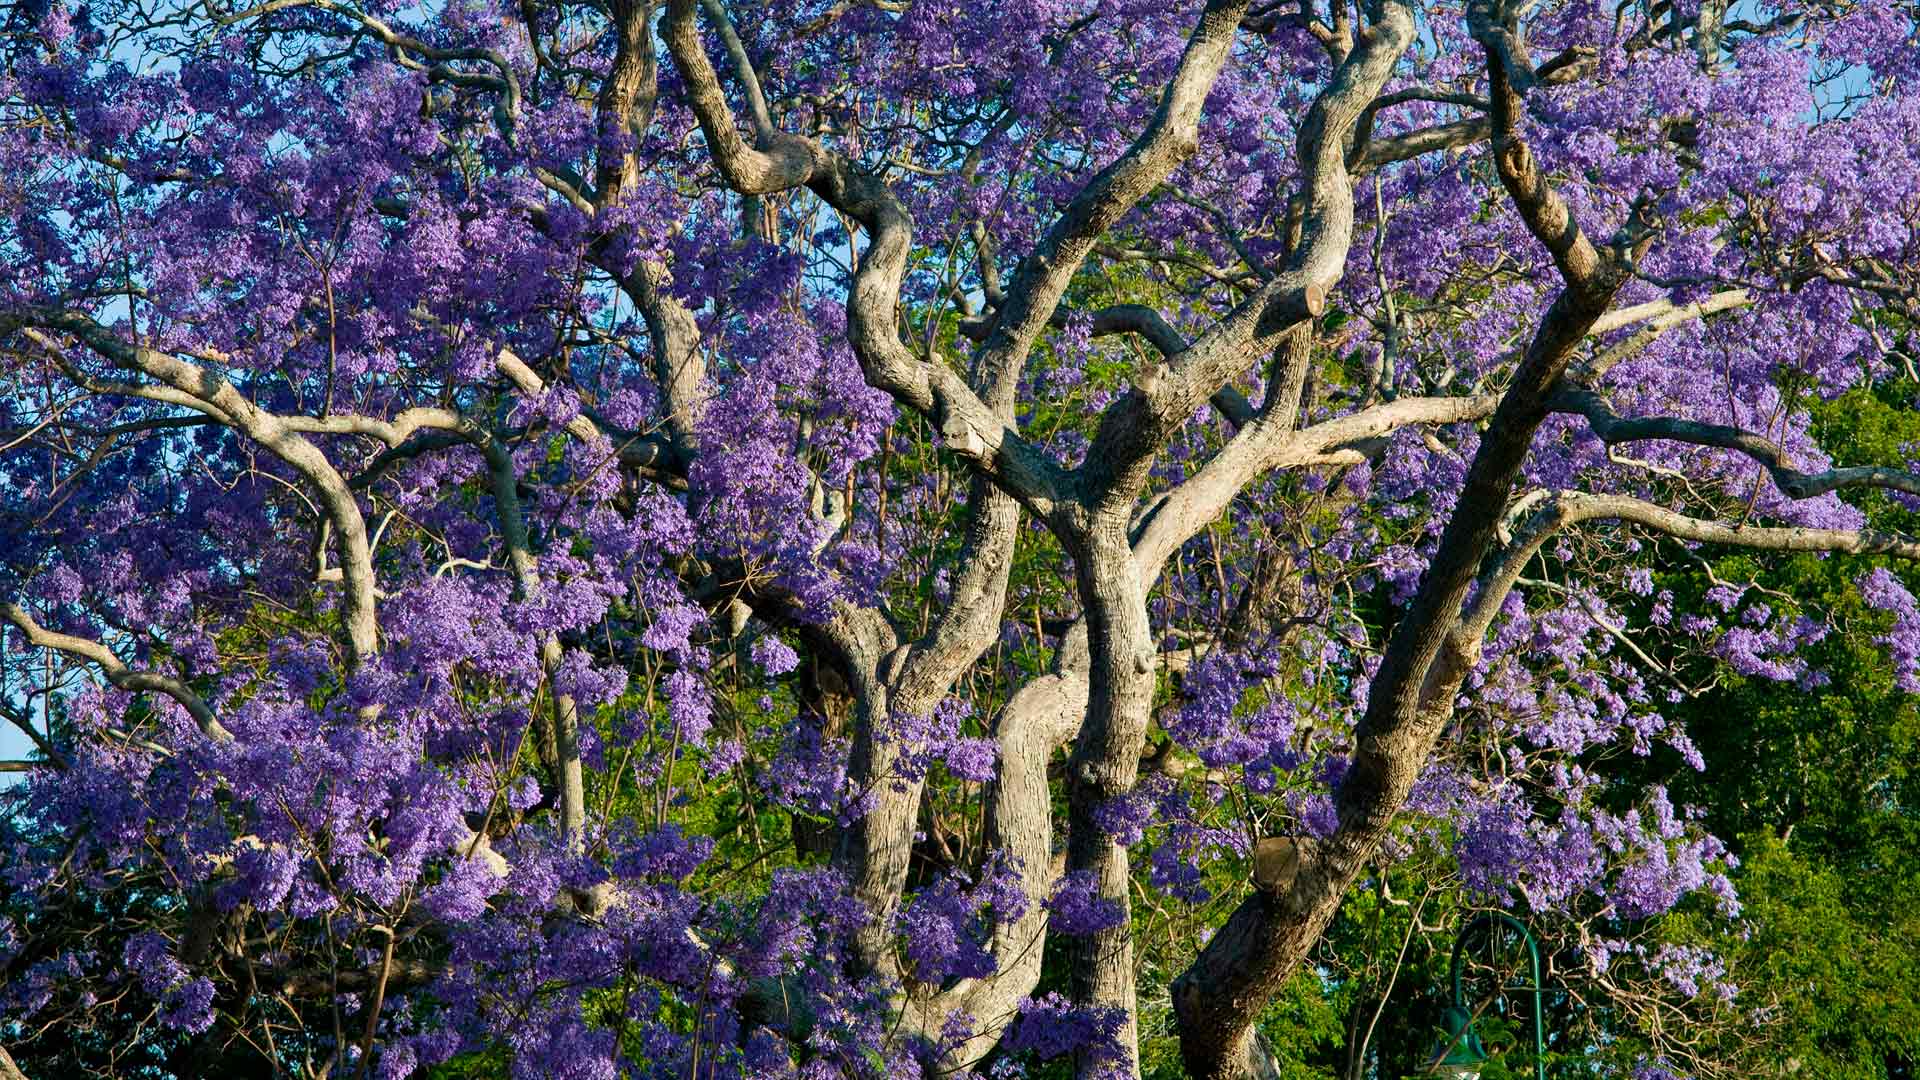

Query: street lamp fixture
<box><xmin>1425</xmin><ymin>1004</ymin><xmax>1488</xmax><ymax>1079</ymax></box>
<box><xmin>1420</xmin><ymin>913</ymin><xmax>1547</xmax><ymax>1080</ymax></box>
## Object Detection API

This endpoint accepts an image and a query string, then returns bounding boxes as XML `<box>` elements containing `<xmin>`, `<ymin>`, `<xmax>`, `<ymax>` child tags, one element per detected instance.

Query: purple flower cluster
<box><xmin>1045</xmin><ymin>871</ymin><xmax>1125</xmax><ymax>936</ymax></box>
<box><xmin>3</xmin><ymin>0</ymin><xmax>1917</xmax><ymax>1072</ymax></box>
<box><xmin>1002</xmin><ymin>992</ymin><xmax>1131</xmax><ymax>1074</ymax></box>
<box><xmin>1860</xmin><ymin>567</ymin><xmax>1920</xmax><ymax>692</ymax></box>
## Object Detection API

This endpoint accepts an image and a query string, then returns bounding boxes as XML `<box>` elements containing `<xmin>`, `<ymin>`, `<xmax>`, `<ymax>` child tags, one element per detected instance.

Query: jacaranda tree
<box><xmin>2</xmin><ymin>0</ymin><xmax>1917</xmax><ymax>1077</ymax></box>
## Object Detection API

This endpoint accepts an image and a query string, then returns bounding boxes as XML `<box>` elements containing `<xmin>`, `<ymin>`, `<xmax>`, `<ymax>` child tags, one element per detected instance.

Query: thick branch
<box><xmin>1476</xmin><ymin>24</ymin><xmax>1606</xmax><ymax>288</ymax></box>
<box><xmin>592</xmin><ymin>0</ymin><xmax>661</xmax><ymax>204</ymax></box>
<box><xmin>13</xmin><ymin>313</ymin><xmax>381</xmax><ymax>662</ymax></box>
<box><xmin>2</xmin><ymin>604</ymin><xmax>233</xmax><ymax>743</ymax></box>
<box><xmin>660</xmin><ymin>0</ymin><xmax>818</xmax><ymax>193</ymax></box>
<box><xmin>1351</xmin><ymin>117</ymin><xmax>1490</xmax><ymax>174</ymax></box>
<box><xmin>1175</xmin><ymin>132</ymin><xmax>1625</xmax><ymax>1075</ymax></box>
<box><xmin>1079</xmin><ymin>0</ymin><xmax>1417</xmax><ymax>502</ymax></box>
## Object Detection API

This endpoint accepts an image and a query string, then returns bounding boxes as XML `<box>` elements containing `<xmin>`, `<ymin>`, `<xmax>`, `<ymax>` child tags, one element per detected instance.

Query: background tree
<box><xmin>1</xmin><ymin>1</ymin><xmax>1918</xmax><ymax>1079</ymax></box>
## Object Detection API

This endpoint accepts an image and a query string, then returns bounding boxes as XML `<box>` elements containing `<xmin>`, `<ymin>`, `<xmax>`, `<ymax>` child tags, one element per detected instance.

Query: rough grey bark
<box><xmin>1058</xmin><ymin>511</ymin><xmax>1161</xmax><ymax>1076</ymax></box>
<box><xmin>18</xmin><ymin>0</ymin><xmax>1914</xmax><ymax>1075</ymax></box>
<box><xmin>1171</xmin><ymin>32</ymin><xmax>1626</xmax><ymax>1077</ymax></box>
<box><xmin>12</xmin><ymin>5</ymin><xmax>1920</xmax><ymax>1076</ymax></box>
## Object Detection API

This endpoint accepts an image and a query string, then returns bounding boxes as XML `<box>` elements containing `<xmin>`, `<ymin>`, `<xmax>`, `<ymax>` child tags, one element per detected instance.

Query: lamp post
<box><xmin>1426</xmin><ymin>1004</ymin><xmax>1489</xmax><ymax>1079</ymax></box>
<box><xmin>1420</xmin><ymin>913</ymin><xmax>1548</xmax><ymax>1080</ymax></box>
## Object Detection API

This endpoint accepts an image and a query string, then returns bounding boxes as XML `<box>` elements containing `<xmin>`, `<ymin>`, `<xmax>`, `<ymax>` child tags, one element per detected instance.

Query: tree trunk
<box><xmin>1064</xmin><ymin>512</ymin><xmax>1160</xmax><ymax>1078</ymax></box>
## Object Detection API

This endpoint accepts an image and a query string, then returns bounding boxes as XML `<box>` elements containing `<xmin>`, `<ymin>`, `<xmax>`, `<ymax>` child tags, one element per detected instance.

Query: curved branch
<box><xmin>12</xmin><ymin>312</ymin><xmax>381</xmax><ymax>662</ymax></box>
<box><xmin>660</xmin><ymin>0</ymin><xmax>1070</xmax><ymax>514</ymax></box>
<box><xmin>660</xmin><ymin>0</ymin><xmax>818</xmax><ymax>193</ymax></box>
<box><xmin>1552</xmin><ymin>386</ymin><xmax>1920</xmax><ymax>501</ymax></box>
<box><xmin>1079</xmin><ymin>0</ymin><xmax>1417</xmax><ymax>502</ymax></box>
<box><xmin>1557</xmin><ymin>491</ymin><xmax>1920</xmax><ymax>558</ymax></box>
<box><xmin>2</xmin><ymin>604</ymin><xmax>233</xmax><ymax>743</ymax></box>
<box><xmin>971</xmin><ymin>0</ymin><xmax>1253</xmax><ymax>399</ymax></box>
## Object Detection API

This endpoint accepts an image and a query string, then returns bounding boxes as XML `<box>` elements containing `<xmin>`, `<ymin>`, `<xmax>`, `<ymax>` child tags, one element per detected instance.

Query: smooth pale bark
<box><xmin>12</xmin><ymin>316</ymin><xmax>382</xmax><ymax>665</ymax></box>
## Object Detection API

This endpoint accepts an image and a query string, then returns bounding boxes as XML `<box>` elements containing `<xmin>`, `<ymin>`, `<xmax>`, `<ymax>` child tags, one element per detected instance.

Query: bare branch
<box><xmin>1584</xmin><ymin>288</ymin><xmax>1754</xmax><ymax>379</ymax></box>
<box><xmin>1551</xmin><ymin>385</ymin><xmax>1920</xmax><ymax>501</ymax></box>
<box><xmin>1557</xmin><ymin>490</ymin><xmax>1920</xmax><ymax>559</ymax></box>
<box><xmin>1589</xmin><ymin>288</ymin><xmax>1753</xmax><ymax>338</ymax></box>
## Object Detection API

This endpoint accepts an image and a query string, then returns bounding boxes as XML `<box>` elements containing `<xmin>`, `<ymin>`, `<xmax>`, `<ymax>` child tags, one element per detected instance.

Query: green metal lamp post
<box><xmin>1420</xmin><ymin>913</ymin><xmax>1548</xmax><ymax>1080</ymax></box>
<box><xmin>1425</xmin><ymin>1004</ymin><xmax>1490</xmax><ymax>1079</ymax></box>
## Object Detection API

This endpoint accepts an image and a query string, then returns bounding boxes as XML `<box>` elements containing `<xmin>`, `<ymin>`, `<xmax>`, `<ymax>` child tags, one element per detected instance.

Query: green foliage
<box><xmin>1602</xmin><ymin>380</ymin><xmax>1920</xmax><ymax>1080</ymax></box>
<box><xmin>420</xmin><ymin>1045</ymin><xmax>509</xmax><ymax>1079</ymax></box>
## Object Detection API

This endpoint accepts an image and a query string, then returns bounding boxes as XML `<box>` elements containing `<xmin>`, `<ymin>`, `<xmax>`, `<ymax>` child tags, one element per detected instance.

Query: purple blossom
<box><xmin>1046</xmin><ymin>871</ymin><xmax>1125</xmax><ymax>936</ymax></box>
<box><xmin>1860</xmin><ymin>567</ymin><xmax>1920</xmax><ymax>692</ymax></box>
<box><xmin>750</xmin><ymin>634</ymin><xmax>800</xmax><ymax>676</ymax></box>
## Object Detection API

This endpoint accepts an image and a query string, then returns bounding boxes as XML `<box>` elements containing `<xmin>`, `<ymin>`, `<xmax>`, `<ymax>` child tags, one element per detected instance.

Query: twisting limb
<box><xmin>1550</xmin><ymin>386</ymin><xmax>1920</xmax><ymax>501</ymax></box>
<box><xmin>1</xmin><ymin>603</ymin><xmax>233</xmax><ymax>743</ymax></box>
<box><xmin>969</xmin><ymin>0</ymin><xmax>1255</xmax><ymax>397</ymax></box>
<box><xmin>659</xmin><ymin>0</ymin><xmax>819</xmax><ymax>194</ymax></box>
<box><xmin>215</xmin><ymin>0</ymin><xmax>522</xmax><ymax>133</ymax></box>
<box><xmin>696</xmin><ymin>0</ymin><xmax>776</xmax><ymax>137</ymax></box>
<box><xmin>659</xmin><ymin>0</ymin><xmax>1069</xmax><ymax>515</ymax></box>
<box><xmin>581</xmin><ymin>1</ymin><xmax>1047</xmax><ymax>1019</ymax></box>
<box><xmin>9</xmin><ymin>312</ymin><xmax>382</xmax><ymax>664</ymax></box>
<box><xmin>1077</xmin><ymin>0</ymin><xmax>1418</xmax><ymax>501</ymax></box>
<box><xmin>599</xmin><ymin>0</ymin><xmax>1036</xmax><ymax>986</ymax></box>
